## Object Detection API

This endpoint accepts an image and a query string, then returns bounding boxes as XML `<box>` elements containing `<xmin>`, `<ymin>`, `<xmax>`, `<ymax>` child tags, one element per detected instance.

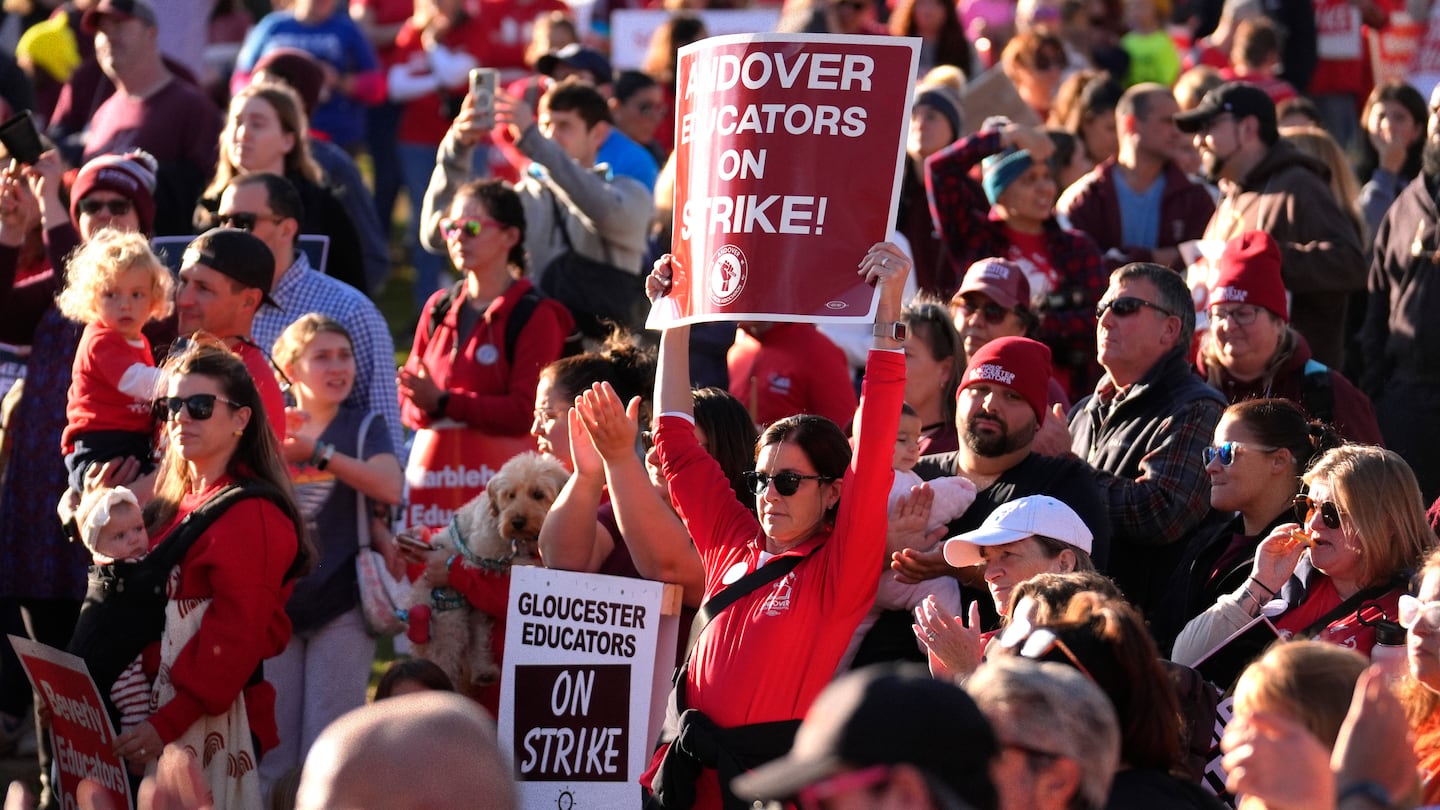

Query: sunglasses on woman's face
<box><xmin>440</xmin><ymin>217</ymin><xmax>502</xmax><ymax>240</ymax></box>
<box><xmin>159</xmin><ymin>394</ymin><xmax>243</xmax><ymax>421</ymax></box>
<box><xmin>1202</xmin><ymin>441</ymin><xmax>1278</xmax><ymax>466</ymax></box>
<box><xmin>1292</xmin><ymin>494</ymin><xmax>1343</xmax><ymax>530</ymax></box>
<box><xmin>78</xmin><ymin>198</ymin><xmax>133</xmax><ymax>216</ymax></box>
<box><xmin>1399</xmin><ymin>594</ymin><xmax>1440</xmax><ymax>630</ymax></box>
<box><xmin>742</xmin><ymin>470</ymin><xmax>829</xmax><ymax>497</ymax></box>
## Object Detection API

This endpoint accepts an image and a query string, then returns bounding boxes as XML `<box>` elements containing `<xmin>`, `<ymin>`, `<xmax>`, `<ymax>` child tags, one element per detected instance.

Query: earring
<box><xmin>233</xmin><ymin>429</ymin><xmax>243</xmax><ymax>437</ymax></box>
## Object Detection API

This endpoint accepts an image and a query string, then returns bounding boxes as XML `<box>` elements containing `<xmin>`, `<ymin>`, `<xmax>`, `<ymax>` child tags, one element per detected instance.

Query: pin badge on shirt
<box><xmin>475</xmin><ymin>344</ymin><xmax>499</xmax><ymax>365</ymax></box>
<box><xmin>722</xmin><ymin>562</ymin><xmax>749</xmax><ymax>585</ymax></box>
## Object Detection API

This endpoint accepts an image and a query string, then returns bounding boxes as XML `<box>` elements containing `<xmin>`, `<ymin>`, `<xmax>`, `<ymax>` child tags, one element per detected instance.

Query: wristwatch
<box><xmin>873</xmin><ymin>321</ymin><xmax>908</xmax><ymax>341</ymax></box>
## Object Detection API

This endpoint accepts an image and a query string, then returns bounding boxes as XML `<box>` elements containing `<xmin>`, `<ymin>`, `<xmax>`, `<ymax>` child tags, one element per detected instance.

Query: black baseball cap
<box><xmin>1175</xmin><ymin>81</ymin><xmax>1278</xmax><ymax>143</ymax></box>
<box><xmin>536</xmin><ymin>44</ymin><xmax>614</xmax><ymax>87</ymax></box>
<box><xmin>182</xmin><ymin>228</ymin><xmax>280</xmax><ymax>309</ymax></box>
<box><xmin>730</xmin><ymin>664</ymin><xmax>999</xmax><ymax>806</ymax></box>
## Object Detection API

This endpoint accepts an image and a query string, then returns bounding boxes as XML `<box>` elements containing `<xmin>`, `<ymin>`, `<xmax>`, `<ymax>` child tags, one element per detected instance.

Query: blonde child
<box><xmin>56</xmin><ymin>229</ymin><xmax>172</xmax><ymax>491</ymax></box>
<box><xmin>75</xmin><ymin>486</ymin><xmax>156</xmax><ymax>736</ymax></box>
<box><xmin>842</xmin><ymin>404</ymin><xmax>975</xmax><ymax>668</ymax></box>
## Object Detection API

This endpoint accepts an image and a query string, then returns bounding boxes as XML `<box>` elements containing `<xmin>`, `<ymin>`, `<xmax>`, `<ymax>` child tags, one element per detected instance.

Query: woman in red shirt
<box><xmin>109</xmin><ymin>341</ymin><xmax>311</xmax><ymax>807</ymax></box>
<box><xmin>641</xmin><ymin>243</ymin><xmax>910</xmax><ymax>809</ymax></box>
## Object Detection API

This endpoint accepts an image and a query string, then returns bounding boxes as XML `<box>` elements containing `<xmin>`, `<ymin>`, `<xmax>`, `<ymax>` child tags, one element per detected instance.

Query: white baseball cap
<box><xmin>943</xmin><ymin>495</ymin><xmax>1093</xmax><ymax>567</ymax></box>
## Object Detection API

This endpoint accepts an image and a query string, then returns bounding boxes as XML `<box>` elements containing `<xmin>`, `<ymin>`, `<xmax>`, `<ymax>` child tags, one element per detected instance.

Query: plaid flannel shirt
<box><xmin>926</xmin><ymin>130</ymin><xmax>1108</xmax><ymax>396</ymax></box>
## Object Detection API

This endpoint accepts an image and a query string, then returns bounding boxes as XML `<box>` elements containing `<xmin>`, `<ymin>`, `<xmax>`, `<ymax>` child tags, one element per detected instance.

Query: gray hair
<box><xmin>1113</xmin><ymin>262</ymin><xmax>1196</xmax><ymax>352</ymax></box>
<box><xmin>966</xmin><ymin>657</ymin><xmax>1120</xmax><ymax>810</ymax></box>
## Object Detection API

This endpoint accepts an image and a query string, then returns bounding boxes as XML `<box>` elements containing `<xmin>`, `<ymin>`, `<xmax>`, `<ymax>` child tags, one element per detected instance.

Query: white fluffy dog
<box><xmin>407</xmin><ymin>452</ymin><xmax>570</xmax><ymax>695</ymax></box>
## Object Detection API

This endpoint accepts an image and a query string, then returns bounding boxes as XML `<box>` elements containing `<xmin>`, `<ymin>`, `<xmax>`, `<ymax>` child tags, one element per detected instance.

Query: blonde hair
<box><xmin>1304</xmin><ymin>446</ymin><xmax>1436</xmax><ymax>588</ymax></box>
<box><xmin>56</xmin><ymin>229</ymin><xmax>173</xmax><ymax>325</ymax></box>
<box><xmin>1281</xmin><ymin>125</ymin><xmax>1367</xmax><ymax>243</ymax></box>
<box><xmin>1234</xmin><ymin>641</ymin><xmax>1368</xmax><ymax>748</ymax></box>
<box><xmin>205</xmin><ymin>81</ymin><xmax>322</xmax><ymax>201</ymax></box>
<box><xmin>1402</xmin><ymin>547</ymin><xmax>1440</xmax><ymax>725</ymax></box>
<box><xmin>272</xmin><ymin>313</ymin><xmax>353</xmax><ymax>375</ymax></box>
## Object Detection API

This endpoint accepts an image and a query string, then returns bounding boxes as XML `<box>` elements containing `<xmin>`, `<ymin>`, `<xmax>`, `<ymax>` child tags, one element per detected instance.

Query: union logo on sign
<box><xmin>709</xmin><ymin>246</ymin><xmax>748</xmax><ymax>306</ymax></box>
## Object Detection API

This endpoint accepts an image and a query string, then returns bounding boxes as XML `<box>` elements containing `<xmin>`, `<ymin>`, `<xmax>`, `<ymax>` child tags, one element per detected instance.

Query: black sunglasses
<box><xmin>1096</xmin><ymin>296</ymin><xmax>1175</xmax><ymax>319</ymax></box>
<box><xmin>217</xmin><ymin>211</ymin><xmax>284</xmax><ymax>232</ymax></box>
<box><xmin>1293</xmin><ymin>494</ymin><xmax>1343</xmax><ymax>530</ymax></box>
<box><xmin>78</xmin><ymin>198</ymin><xmax>133</xmax><ymax>216</ymax></box>
<box><xmin>742</xmin><ymin>470</ymin><xmax>830</xmax><ymax>497</ymax></box>
<box><xmin>158</xmin><ymin>393</ymin><xmax>243</xmax><ymax>421</ymax></box>
<box><xmin>955</xmin><ymin>297</ymin><xmax>1010</xmax><ymax>325</ymax></box>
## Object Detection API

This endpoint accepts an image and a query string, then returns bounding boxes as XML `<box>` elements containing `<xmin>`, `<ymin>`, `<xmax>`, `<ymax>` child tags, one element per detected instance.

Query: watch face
<box><xmin>893</xmin><ymin>322</ymin><xmax>908</xmax><ymax>341</ymax></box>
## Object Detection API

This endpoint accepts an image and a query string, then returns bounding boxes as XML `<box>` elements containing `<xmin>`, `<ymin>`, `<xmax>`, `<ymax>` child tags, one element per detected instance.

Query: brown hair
<box><xmin>206</xmin><ymin>81</ymin><xmax>323</xmax><ymax>201</ymax></box>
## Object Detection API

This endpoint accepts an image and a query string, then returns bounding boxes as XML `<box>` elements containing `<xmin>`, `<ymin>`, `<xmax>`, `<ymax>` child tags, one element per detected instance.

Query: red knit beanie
<box><xmin>69</xmin><ymin>150</ymin><xmax>157</xmax><ymax>236</ymax></box>
<box><xmin>958</xmin><ymin>336</ymin><xmax>1053</xmax><ymax>424</ymax></box>
<box><xmin>1212</xmin><ymin>230</ymin><xmax>1287</xmax><ymax>321</ymax></box>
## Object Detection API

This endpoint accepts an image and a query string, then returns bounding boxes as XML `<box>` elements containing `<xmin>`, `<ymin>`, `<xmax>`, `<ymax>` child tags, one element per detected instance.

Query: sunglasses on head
<box><xmin>742</xmin><ymin>470</ymin><xmax>830</xmax><ymax>497</ymax></box>
<box><xmin>78</xmin><ymin>198</ymin><xmax>133</xmax><ymax>217</ymax></box>
<box><xmin>1399</xmin><ymin>594</ymin><xmax>1440</xmax><ymax>630</ymax></box>
<box><xmin>440</xmin><ymin>217</ymin><xmax>502</xmax><ymax>239</ymax></box>
<box><xmin>158</xmin><ymin>393</ymin><xmax>243</xmax><ymax>421</ymax></box>
<box><xmin>955</xmin><ymin>296</ymin><xmax>1010</xmax><ymax>325</ymax></box>
<box><xmin>1005</xmin><ymin>626</ymin><xmax>1096</xmax><ymax>682</ymax></box>
<box><xmin>1202</xmin><ymin>441</ymin><xmax>1278</xmax><ymax>466</ymax></box>
<box><xmin>1293</xmin><ymin>494</ymin><xmax>1343</xmax><ymax>530</ymax></box>
<box><xmin>1096</xmin><ymin>296</ymin><xmax>1175</xmax><ymax>319</ymax></box>
<box><xmin>216</xmin><ymin>211</ymin><xmax>283</xmax><ymax>232</ymax></box>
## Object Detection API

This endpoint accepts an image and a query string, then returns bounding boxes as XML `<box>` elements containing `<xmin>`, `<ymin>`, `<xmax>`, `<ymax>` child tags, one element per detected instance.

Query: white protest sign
<box><xmin>497</xmin><ymin>568</ymin><xmax>676</xmax><ymax>807</ymax></box>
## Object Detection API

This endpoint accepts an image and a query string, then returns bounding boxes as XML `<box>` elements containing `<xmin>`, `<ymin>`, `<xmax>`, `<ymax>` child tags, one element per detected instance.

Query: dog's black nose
<box><xmin>510</xmin><ymin>517</ymin><xmax>526</xmax><ymax>530</ymax></box>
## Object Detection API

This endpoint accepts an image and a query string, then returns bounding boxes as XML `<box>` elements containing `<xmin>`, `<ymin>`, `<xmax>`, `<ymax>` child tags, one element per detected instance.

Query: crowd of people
<box><xmin>2</xmin><ymin>0</ymin><xmax>1440</xmax><ymax>808</ymax></box>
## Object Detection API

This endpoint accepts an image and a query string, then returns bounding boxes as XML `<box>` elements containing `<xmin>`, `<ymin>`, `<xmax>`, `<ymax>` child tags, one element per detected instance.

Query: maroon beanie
<box><xmin>253</xmin><ymin>47</ymin><xmax>324</xmax><ymax>118</ymax></box>
<box><xmin>70</xmin><ymin>150</ymin><xmax>157</xmax><ymax>236</ymax></box>
<box><xmin>1212</xmin><ymin>230</ymin><xmax>1287</xmax><ymax>321</ymax></box>
<box><xmin>959</xmin><ymin>336</ymin><xmax>1053</xmax><ymax>424</ymax></box>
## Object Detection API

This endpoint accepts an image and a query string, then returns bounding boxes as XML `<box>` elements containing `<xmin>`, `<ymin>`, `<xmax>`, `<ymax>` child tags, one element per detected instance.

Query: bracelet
<box><xmin>1248</xmin><ymin>577</ymin><xmax>1279</xmax><ymax>599</ymax></box>
<box><xmin>1337</xmin><ymin>780</ymin><xmax>1392</xmax><ymax>808</ymax></box>
<box><xmin>317</xmin><ymin>443</ymin><xmax>337</xmax><ymax>472</ymax></box>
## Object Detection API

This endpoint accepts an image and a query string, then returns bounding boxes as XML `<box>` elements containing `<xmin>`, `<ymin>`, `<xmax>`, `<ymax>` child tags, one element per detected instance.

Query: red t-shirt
<box><xmin>1274</xmin><ymin>575</ymin><xmax>1402</xmax><ymax>657</ymax></box>
<box><xmin>1003</xmin><ymin>226</ymin><xmax>1059</xmax><ymax>304</ymax></box>
<box><xmin>473</xmin><ymin>0</ymin><xmax>571</xmax><ymax>78</ymax></box>
<box><xmin>235</xmin><ymin>339</ymin><xmax>288</xmax><ymax>442</ymax></box>
<box><xmin>63</xmin><ymin>323</ymin><xmax>155</xmax><ymax>451</ymax></box>
<box><xmin>727</xmin><ymin>323</ymin><xmax>858</xmax><ymax>430</ymax></box>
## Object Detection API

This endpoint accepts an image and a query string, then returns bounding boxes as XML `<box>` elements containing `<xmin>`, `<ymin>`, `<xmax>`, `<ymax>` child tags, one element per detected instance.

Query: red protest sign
<box><xmin>9</xmin><ymin>635</ymin><xmax>133</xmax><ymax>810</ymax></box>
<box><xmin>403</xmin><ymin>425</ymin><xmax>537</xmax><ymax>530</ymax></box>
<box><xmin>658</xmin><ymin>34</ymin><xmax>918</xmax><ymax>327</ymax></box>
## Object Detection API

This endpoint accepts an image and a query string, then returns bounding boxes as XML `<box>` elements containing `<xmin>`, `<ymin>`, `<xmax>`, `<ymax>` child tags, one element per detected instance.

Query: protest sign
<box><xmin>609</xmin><ymin>9</ymin><xmax>784</xmax><ymax>69</ymax></box>
<box><xmin>402</xmin><ymin>423</ymin><xmax>536</xmax><ymax>530</ymax></box>
<box><xmin>654</xmin><ymin>34</ymin><xmax>918</xmax><ymax>328</ymax></box>
<box><xmin>1369</xmin><ymin>12</ymin><xmax>1424</xmax><ymax>86</ymax></box>
<box><xmin>9</xmin><ymin>635</ymin><xmax>133</xmax><ymax>810</ymax></box>
<box><xmin>497</xmin><ymin>568</ymin><xmax>679</xmax><ymax>807</ymax></box>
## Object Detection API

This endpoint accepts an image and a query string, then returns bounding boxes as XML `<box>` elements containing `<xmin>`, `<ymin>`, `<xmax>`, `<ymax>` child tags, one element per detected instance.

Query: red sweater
<box><xmin>63</xmin><ymin>323</ymin><xmax>155</xmax><ymax>451</ymax></box>
<box><xmin>727</xmin><ymin>323</ymin><xmax>858</xmax><ymax>429</ymax></box>
<box><xmin>401</xmin><ymin>278</ymin><xmax>573</xmax><ymax>434</ymax></box>
<box><xmin>235</xmin><ymin>339</ymin><xmax>287</xmax><ymax>442</ymax></box>
<box><xmin>445</xmin><ymin>561</ymin><xmax>512</xmax><ymax>717</ymax></box>
<box><xmin>642</xmin><ymin>349</ymin><xmax>904</xmax><ymax>807</ymax></box>
<box><xmin>145</xmin><ymin>478</ymin><xmax>298</xmax><ymax>753</ymax></box>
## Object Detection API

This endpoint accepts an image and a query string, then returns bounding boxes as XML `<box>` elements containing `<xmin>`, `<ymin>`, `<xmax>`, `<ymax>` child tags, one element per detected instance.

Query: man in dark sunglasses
<box><xmin>1061</xmin><ymin>263</ymin><xmax>1226</xmax><ymax>619</ymax></box>
<box><xmin>227</xmin><ymin>173</ymin><xmax>404</xmax><ymax>455</ymax></box>
<box><xmin>173</xmin><ymin>227</ymin><xmax>287</xmax><ymax>439</ymax></box>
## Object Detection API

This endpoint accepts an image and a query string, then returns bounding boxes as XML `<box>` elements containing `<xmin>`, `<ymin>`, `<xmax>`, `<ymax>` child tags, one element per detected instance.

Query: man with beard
<box><xmin>1176</xmin><ymin>81</ymin><xmax>1365</xmax><ymax>370</ymax></box>
<box><xmin>1065</xmin><ymin>264</ymin><xmax>1225</xmax><ymax>619</ymax></box>
<box><xmin>1361</xmin><ymin>85</ymin><xmax>1440</xmax><ymax>503</ymax></box>
<box><xmin>912</xmin><ymin>336</ymin><xmax>1111</xmax><ymax>565</ymax></box>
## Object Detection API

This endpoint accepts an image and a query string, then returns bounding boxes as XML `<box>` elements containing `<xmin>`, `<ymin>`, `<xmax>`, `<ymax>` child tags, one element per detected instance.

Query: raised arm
<box><xmin>649</xmin><ymin>255</ymin><xmax>694</xmax><ymax>419</ymax></box>
<box><xmin>537</xmin><ymin>412</ymin><xmax>615</xmax><ymax>573</ymax></box>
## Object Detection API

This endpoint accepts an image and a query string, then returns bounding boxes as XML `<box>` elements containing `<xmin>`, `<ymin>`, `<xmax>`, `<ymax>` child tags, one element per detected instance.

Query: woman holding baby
<box><xmin>638</xmin><ymin>243</ymin><xmax>910</xmax><ymax>810</ymax></box>
<box><xmin>1172</xmin><ymin>444</ymin><xmax>1435</xmax><ymax>666</ymax></box>
<box><xmin>71</xmin><ymin>341</ymin><xmax>311</xmax><ymax>809</ymax></box>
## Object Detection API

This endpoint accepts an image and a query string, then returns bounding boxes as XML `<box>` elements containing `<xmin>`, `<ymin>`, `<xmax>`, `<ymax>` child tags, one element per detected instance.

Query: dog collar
<box><xmin>449</xmin><ymin>514</ymin><xmax>521</xmax><ymax>573</ymax></box>
<box><xmin>429</xmin><ymin>587</ymin><xmax>468</xmax><ymax>612</ymax></box>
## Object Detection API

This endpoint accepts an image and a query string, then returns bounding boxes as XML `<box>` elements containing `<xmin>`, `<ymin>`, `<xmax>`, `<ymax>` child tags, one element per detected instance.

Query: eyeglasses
<box><xmin>742</xmin><ymin>470</ymin><xmax>831</xmax><ymax>497</ymax></box>
<box><xmin>158</xmin><ymin>393</ymin><xmax>243</xmax><ymax>421</ymax></box>
<box><xmin>1004</xmin><ymin>626</ymin><xmax>1096</xmax><ymax>682</ymax></box>
<box><xmin>796</xmin><ymin>764</ymin><xmax>891</xmax><ymax>810</ymax></box>
<box><xmin>78</xmin><ymin>198</ymin><xmax>133</xmax><ymax>217</ymax></box>
<box><xmin>217</xmin><ymin>211</ymin><xmax>285</xmax><ymax>231</ymax></box>
<box><xmin>1293</xmin><ymin>494</ymin><xmax>1343</xmax><ymax>530</ymax></box>
<box><xmin>440</xmin><ymin>217</ymin><xmax>503</xmax><ymax>239</ymax></box>
<box><xmin>955</xmin><ymin>296</ymin><xmax>1011</xmax><ymax>325</ymax></box>
<box><xmin>1399</xmin><ymin>594</ymin><xmax>1440</xmax><ymax>630</ymax></box>
<box><xmin>1202</xmin><ymin>441</ymin><xmax>1279</xmax><ymax>466</ymax></box>
<box><xmin>1209</xmin><ymin>304</ymin><xmax>1263</xmax><ymax>326</ymax></box>
<box><xmin>1097</xmin><ymin>296</ymin><xmax>1175</xmax><ymax>319</ymax></box>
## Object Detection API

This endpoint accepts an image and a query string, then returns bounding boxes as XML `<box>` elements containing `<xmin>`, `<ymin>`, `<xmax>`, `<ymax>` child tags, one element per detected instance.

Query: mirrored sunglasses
<box><xmin>440</xmin><ymin>217</ymin><xmax>502</xmax><ymax>239</ymax></box>
<box><xmin>1202</xmin><ymin>441</ymin><xmax>1278</xmax><ymax>466</ymax></box>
